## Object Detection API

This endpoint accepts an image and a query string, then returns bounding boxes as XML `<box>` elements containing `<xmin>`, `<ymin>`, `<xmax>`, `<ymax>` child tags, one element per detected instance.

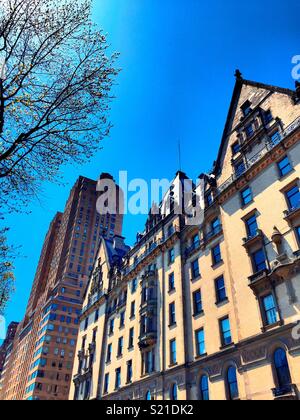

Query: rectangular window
<box><xmin>195</xmin><ymin>329</ymin><xmax>206</xmax><ymax>357</ymax></box>
<box><xmin>94</xmin><ymin>310</ymin><xmax>99</xmax><ymax>323</ymax></box>
<box><xmin>271</xmin><ymin>130</ymin><xmax>281</xmax><ymax>144</ymax></box>
<box><xmin>127</xmin><ymin>360</ymin><xmax>133</xmax><ymax>384</ymax></box>
<box><xmin>286</xmin><ymin>185</ymin><xmax>300</xmax><ymax>211</ymax></box>
<box><xmin>193</xmin><ymin>290</ymin><xmax>203</xmax><ymax>315</ymax></box>
<box><xmin>117</xmin><ymin>337</ymin><xmax>123</xmax><ymax>357</ymax></box>
<box><xmin>169</xmin><ymin>302</ymin><xmax>176</xmax><ymax>326</ymax></box>
<box><xmin>215</xmin><ymin>276</ymin><xmax>227</xmax><ymax>304</ymax></box>
<box><xmin>120</xmin><ymin>312</ymin><xmax>125</xmax><ymax>329</ymax></box>
<box><xmin>169</xmin><ymin>272</ymin><xmax>175</xmax><ymax>291</ymax></box>
<box><xmin>169</xmin><ymin>248</ymin><xmax>175</xmax><ymax>264</ymax></box>
<box><xmin>144</xmin><ymin>350</ymin><xmax>155</xmax><ymax>374</ymax></box>
<box><xmin>245</xmin><ymin>214</ymin><xmax>258</xmax><ymax>238</ymax></box>
<box><xmin>191</xmin><ymin>259</ymin><xmax>200</xmax><ymax>279</ymax></box>
<box><xmin>232</xmin><ymin>142</ymin><xmax>241</xmax><ymax>155</ymax></box>
<box><xmin>106</xmin><ymin>344</ymin><xmax>112</xmax><ymax>363</ymax></box>
<box><xmin>245</xmin><ymin>124</ymin><xmax>254</xmax><ymax>138</ymax></box>
<box><xmin>278</xmin><ymin>156</ymin><xmax>292</xmax><ymax>177</ymax></box>
<box><xmin>84</xmin><ymin>316</ymin><xmax>89</xmax><ymax>330</ymax></box>
<box><xmin>211</xmin><ymin>218</ymin><xmax>221</xmax><ymax>233</ymax></box>
<box><xmin>206</xmin><ymin>192</ymin><xmax>213</xmax><ymax>207</ymax></box>
<box><xmin>252</xmin><ymin>249</ymin><xmax>267</xmax><ymax>273</ymax></box>
<box><xmin>115</xmin><ymin>368</ymin><xmax>121</xmax><ymax>390</ymax></box>
<box><xmin>130</xmin><ymin>301</ymin><xmax>135</xmax><ymax>319</ymax></box>
<box><xmin>192</xmin><ymin>234</ymin><xmax>200</xmax><ymax>249</ymax></box>
<box><xmin>241</xmin><ymin>187</ymin><xmax>253</xmax><ymax>206</ymax></box>
<box><xmin>264</xmin><ymin>110</ymin><xmax>273</xmax><ymax>124</ymax></box>
<box><xmin>104</xmin><ymin>374</ymin><xmax>109</xmax><ymax>394</ymax></box>
<box><xmin>262</xmin><ymin>294</ymin><xmax>278</xmax><ymax>326</ymax></box>
<box><xmin>242</xmin><ymin>101</ymin><xmax>252</xmax><ymax>117</ymax></box>
<box><xmin>109</xmin><ymin>319</ymin><xmax>114</xmax><ymax>335</ymax></box>
<box><xmin>131</xmin><ymin>278</ymin><xmax>137</xmax><ymax>294</ymax></box>
<box><xmin>235</xmin><ymin>161</ymin><xmax>246</xmax><ymax>176</ymax></box>
<box><xmin>220</xmin><ymin>317</ymin><xmax>232</xmax><ymax>347</ymax></box>
<box><xmin>129</xmin><ymin>327</ymin><xmax>134</xmax><ymax>349</ymax></box>
<box><xmin>170</xmin><ymin>339</ymin><xmax>177</xmax><ymax>365</ymax></box>
<box><xmin>212</xmin><ymin>244</ymin><xmax>222</xmax><ymax>266</ymax></box>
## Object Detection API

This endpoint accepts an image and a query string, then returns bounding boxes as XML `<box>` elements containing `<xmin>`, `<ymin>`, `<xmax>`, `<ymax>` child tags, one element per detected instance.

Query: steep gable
<box><xmin>214</xmin><ymin>72</ymin><xmax>298</xmax><ymax>188</ymax></box>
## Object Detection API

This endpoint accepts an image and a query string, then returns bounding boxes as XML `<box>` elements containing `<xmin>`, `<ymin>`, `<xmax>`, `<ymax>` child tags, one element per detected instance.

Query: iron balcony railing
<box><xmin>123</xmin><ymin>226</ymin><xmax>180</xmax><ymax>276</ymax></box>
<box><xmin>284</xmin><ymin>201</ymin><xmax>300</xmax><ymax>218</ymax></box>
<box><xmin>185</xmin><ymin>225</ymin><xmax>223</xmax><ymax>258</ymax></box>
<box><xmin>81</xmin><ymin>289</ymin><xmax>108</xmax><ymax>316</ymax></box>
<box><xmin>217</xmin><ymin>116</ymin><xmax>300</xmax><ymax>196</ymax></box>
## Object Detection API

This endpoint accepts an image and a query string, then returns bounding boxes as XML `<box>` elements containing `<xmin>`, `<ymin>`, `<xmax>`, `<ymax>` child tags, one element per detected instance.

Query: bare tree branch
<box><xmin>0</xmin><ymin>0</ymin><xmax>119</xmax><ymax>211</ymax></box>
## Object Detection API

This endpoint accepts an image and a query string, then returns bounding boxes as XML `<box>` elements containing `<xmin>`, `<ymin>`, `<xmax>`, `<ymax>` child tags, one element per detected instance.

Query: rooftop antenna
<box><xmin>178</xmin><ymin>139</ymin><xmax>182</xmax><ymax>172</ymax></box>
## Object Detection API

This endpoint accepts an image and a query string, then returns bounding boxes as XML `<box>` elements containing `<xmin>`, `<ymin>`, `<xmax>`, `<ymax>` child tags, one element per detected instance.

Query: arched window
<box><xmin>200</xmin><ymin>375</ymin><xmax>209</xmax><ymax>401</ymax></box>
<box><xmin>274</xmin><ymin>348</ymin><xmax>291</xmax><ymax>389</ymax></box>
<box><xmin>146</xmin><ymin>390</ymin><xmax>152</xmax><ymax>401</ymax></box>
<box><xmin>170</xmin><ymin>383</ymin><xmax>178</xmax><ymax>401</ymax></box>
<box><xmin>226</xmin><ymin>366</ymin><xmax>239</xmax><ymax>400</ymax></box>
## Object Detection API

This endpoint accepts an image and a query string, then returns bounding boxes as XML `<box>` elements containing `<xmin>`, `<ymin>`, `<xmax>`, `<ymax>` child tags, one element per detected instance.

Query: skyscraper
<box><xmin>0</xmin><ymin>322</ymin><xmax>19</xmax><ymax>379</ymax></box>
<box><xmin>0</xmin><ymin>174</ymin><xmax>123</xmax><ymax>400</ymax></box>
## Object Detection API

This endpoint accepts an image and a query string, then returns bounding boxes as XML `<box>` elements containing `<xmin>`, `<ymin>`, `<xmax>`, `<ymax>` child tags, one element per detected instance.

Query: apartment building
<box><xmin>70</xmin><ymin>73</ymin><xmax>300</xmax><ymax>400</ymax></box>
<box><xmin>0</xmin><ymin>322</ymin><xmax>18</xmax><ymax>380</ymax></box>
<box><xmin>0</xmin><ymin>174</ymin><xmax>123</xmax><ymax>400</ymax></box>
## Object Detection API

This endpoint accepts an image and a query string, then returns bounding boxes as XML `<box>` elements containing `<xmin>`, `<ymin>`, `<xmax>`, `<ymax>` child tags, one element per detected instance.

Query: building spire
<box><xmin>235</xmin><ymin>69</ymin><xmax>243</xmax><ymax>81</ymax></box>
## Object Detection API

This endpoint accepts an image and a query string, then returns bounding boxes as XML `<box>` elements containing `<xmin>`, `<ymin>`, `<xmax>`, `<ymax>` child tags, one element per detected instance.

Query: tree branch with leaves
<box><xmin>0</xmin><ymin>0</ymin><xmax>119</xmax><ymax>211</ymax></box>
<box><xmin>0</xmin><ymin>227</ymin><xmax>15</xmax><ymax>315</ymax></box>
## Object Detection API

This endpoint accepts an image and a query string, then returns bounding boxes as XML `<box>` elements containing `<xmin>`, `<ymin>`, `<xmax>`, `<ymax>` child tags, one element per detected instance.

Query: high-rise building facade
<box><xmin>0</xmin><ymin>174</ymin><xmax>123</xmax><ymax>400</ymax></box>
<box><xmin>0</xmin><ymin>322</ymin><xmax>19</xmax><ymax>379</ymax></box>
<box><xmin>70</xmin><ymin>74</ymin><xmax>300</xmax><ymax>401</ymax></box>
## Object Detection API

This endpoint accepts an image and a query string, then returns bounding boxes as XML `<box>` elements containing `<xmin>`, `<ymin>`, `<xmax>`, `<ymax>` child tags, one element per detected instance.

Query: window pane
<box><xmin>263</xmin><ymin>294</ymin><xmax>278</xmax><ymax>326</ymax></box>
<box><xmin>212</xmin><ymin>244</ymin><xmax>222</xmax><ymax>265</ymax></box>
<box><xmin>196</xmin><ymin>329</ymin><xmax>206</xmax><ymax>356</ymax></box>
<box><xmin>216</xmin><ymin>276</ymin><xmax>227</xmax><ymax>303</ymax></box>
<box><xmin>246</xmin><ymin>215</ymin><xmax>258</xmax><ymax>237</ymax></box>
<box><xmin>278</xmin><ymin>157</ymin><xmax>292</xmax><ymax>177</ymax></box>
<box><xmin>286</xmin><ymin>186</ymin><xmax>300</xmax><ymax>210</ymax></box>
<box><xmin>227</xmin><ymin>367</ymin><xmax>239</xmax><ymax>400</ymax></box>
<box><xmin>241</xmin><ymin>187</ymin><xmax>252</xmax><ymax>205</ymax></box>
<box><xmin>252</xmin><ymin>249</ymin><xmax>267</xmax><ymax>272</ymax></box>
<box><xmin>274</xmin><ymin>349</ymin><xmax>291</xmax><ymax>389</ymax></box>
<box><xmin>221</xmin><ymin>318</ymin><xmax>232</xmax><ymax>346</ymax></box>
<box><xmin>200</xmin><ymin>376</ymin><xmax>209</xmax><ymax>401</ymax></box>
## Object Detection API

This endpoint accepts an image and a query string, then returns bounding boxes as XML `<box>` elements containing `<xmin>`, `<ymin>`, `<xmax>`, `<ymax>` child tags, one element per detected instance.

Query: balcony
<box><xmin>185</xmin><ymin>225</ymin><xmax>223</xmax><ymax>259</ymax></box>
<box><xmin>284</xmin><ymin>203</ymin><xmax>300</xmax><ymax>223</ymax></box>
<box><xmin>138</xmin><ymin>331</ymin><xmax>157</xmax><ymax>349</ymax></box>
<box><xmin>107</xmin><ymin>297</ymin><xmax>127</xmax><ymax>316</ymax></box>
<box><xmin>272</xmin><ymin>384</ymin><xmax>298</xmax><ymax>400</ymax></box>
<box><xmin>243</xmin><ymin>229</ymin><xmax>264</xmax><ymax>249</ymax></box>
<box><xmin>204</xmin><ymin>224</ymin><xmax>223</xmax><ymax>244</ymax></box>
<box><xmin>81</xmin><ymin>289</ymin><xmax>108</xmax><ymax>316</ymax></box>
<box><xmin>248</xmin><ymin>269</ymin><xmax>269</xmax><ymax>285</ymax></box>
<box><xmin>123</xmin><ymin>227</ymin><xmax>180</xmax><ymax>277</ymax></box>
<box><xmin>217</xmin><ymin>116</ymin><xmax>300</xmax><ymax>196</ymax></box>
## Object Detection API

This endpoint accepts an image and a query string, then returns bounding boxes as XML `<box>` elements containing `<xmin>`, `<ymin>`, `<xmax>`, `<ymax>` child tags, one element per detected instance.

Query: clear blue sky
<box><xmin>3</xmin><ymin>0</ymin><xmax>300</xmax><ymax>332</ymax></box>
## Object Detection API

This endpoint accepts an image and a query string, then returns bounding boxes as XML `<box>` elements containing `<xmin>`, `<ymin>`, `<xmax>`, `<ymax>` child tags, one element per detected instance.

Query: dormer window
<box><xmin>241</xmin><ymin>100</ymin><xmax>252</xmax><ymax>117</ymax></box>
<box><xmin>232</xmin><ymin>142</ymin><xmax>241</xmax><ymax>155</ymax></box>
<box><xmin>264</xmin><ymin>110</ymin><xmax>273</xmax><ymax>124</ymax></box>
<box><xmin>235</xmin><ymin>160</ymin><xmax>246</xmax><ymax>177</ymax></box>
<box><xmin>245</xmin><ymin>123</ymin><xmax>254</xmax><ymax>138</ymax></box>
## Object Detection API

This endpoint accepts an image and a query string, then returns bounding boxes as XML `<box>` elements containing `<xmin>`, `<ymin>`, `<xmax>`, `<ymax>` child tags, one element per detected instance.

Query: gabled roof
<box><xmin>213</xmin><ymin>71</ymin><xmax>296</xmax><ymax>175</ymax></box>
